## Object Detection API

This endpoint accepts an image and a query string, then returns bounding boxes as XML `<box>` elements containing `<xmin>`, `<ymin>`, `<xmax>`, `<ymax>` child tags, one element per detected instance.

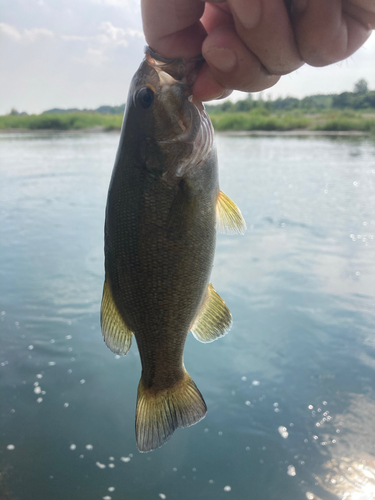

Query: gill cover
<box><xmin>136</xmin><ymin>47</ymin><xmax>215</xmax><ymax>179</ymax></box>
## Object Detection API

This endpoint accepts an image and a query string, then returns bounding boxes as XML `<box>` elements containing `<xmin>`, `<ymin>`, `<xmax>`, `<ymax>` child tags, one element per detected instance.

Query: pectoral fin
<box><xmin>101</xmin><ymin>278</ymin><xmax>133</xmax><ymax>355</ymax></box>
<box><xmin>216</xmin><ymin>190</ymin><xmax>246</xmax><ymax>235</ymax></box>
<box><xmin>191</xmin><ymin>284</ymin><xmax>232</xmax><ymax>343</ymax></box>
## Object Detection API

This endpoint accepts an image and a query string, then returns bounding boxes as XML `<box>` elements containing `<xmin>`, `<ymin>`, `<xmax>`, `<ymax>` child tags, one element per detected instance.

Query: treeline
<box><xmin>207</xmin><ymin>79</ymin><xmax>375</xmax><ymax>114</ymax></box>
<box><xmin>41</xmin><ymin>104</ymin><xmax>125</xmax><ymax>115</ymax></box>
<box><xmin>6</xmin><ymin>79</ymin><xmax>373</xmax><ymax>118</ymax></box>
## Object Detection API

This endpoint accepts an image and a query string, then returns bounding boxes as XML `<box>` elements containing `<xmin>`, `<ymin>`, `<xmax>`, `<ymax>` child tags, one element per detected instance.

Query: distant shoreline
<box><xmin>0</xmin><ymin>127</ymin><xmax>371</xmax><ymax>137</ymax></box>
<box><xmin>1</xmin><ymin>109</ymin><xmax>374</xmax><ymax>135</ymax></box>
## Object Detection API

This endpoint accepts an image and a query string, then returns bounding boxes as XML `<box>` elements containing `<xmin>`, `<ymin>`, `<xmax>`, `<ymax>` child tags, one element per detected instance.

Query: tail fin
<box><xmin>136</xmin><ymin>371</ymin><xmax>207</xmax><ymax>453</ymax></box>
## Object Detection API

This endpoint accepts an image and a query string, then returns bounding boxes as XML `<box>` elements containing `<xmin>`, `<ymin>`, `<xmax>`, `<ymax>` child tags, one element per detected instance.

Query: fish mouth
<box><xmin>145</xmin><ymin>46</ymin><xmax>204</xmax><ymax>86</ymax></box>
<box><xmin>145</xmin><ymin>46</ymin><xmax>214</xmax><ymax>178</ymax></box>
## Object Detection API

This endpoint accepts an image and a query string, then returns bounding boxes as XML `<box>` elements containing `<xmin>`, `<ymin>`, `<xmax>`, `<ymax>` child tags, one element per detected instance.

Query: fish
<box><xmin>101</xmin><ymin>47</ymin><xmax>246</xmax><ymax>453</ymax></box>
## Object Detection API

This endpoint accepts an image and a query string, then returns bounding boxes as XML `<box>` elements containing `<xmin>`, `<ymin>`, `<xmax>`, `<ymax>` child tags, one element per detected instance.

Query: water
<box><xmin>1</xmin><ymin>131</ymin><xmax>375</xmax><ymax>500</ymax></box>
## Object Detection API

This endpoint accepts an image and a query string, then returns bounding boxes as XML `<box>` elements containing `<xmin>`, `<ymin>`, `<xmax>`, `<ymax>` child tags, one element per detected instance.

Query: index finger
<box><xmin>141</xmin><ymin>0</ymin><xmax>206</xmax><ymax>59</ymax></box>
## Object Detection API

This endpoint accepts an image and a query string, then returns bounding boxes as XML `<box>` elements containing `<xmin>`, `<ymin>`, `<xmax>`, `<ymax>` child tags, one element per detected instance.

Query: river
<box><xmin>1</xmin><ymin>131</ymin><xmax>375</xmax><ymax>500</ymax></box>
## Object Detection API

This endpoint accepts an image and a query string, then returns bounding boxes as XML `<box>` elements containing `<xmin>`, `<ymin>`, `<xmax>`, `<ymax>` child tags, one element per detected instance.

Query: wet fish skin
<box><xmin>101</xmin><ymin>48</ymin><xmax>245</xmax><ymax>452</ymax></box>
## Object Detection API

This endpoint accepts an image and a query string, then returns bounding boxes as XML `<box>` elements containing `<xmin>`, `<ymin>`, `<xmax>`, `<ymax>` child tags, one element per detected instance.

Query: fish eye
<box><xmin>136</xmin><ymin>87</ymin><xmax>154</xmax><ymax>109</ymax></box>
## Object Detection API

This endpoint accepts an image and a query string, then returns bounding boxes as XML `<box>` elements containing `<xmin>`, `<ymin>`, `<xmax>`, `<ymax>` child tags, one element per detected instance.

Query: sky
<box><xmin>1</xmin><ymin>0</ymin><xmax>374</xmax><ymax>115</ymax></box>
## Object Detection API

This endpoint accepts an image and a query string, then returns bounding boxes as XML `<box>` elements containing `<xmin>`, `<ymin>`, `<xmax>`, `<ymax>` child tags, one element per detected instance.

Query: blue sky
<box><xmin>1</xmin><ymin>0</ymin><xmax>374</xmax><ymax>114</ymax></box>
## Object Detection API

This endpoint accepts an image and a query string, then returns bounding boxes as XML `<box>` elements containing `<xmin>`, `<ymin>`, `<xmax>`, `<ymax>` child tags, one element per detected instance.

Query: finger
<box><xmin>292</xmin><ymin>0</ymin><xmax>372</xmax><ymax>66</ymax></box>
<box><xmin>343</xmin><ymin>0</ymin><xmax>375</xmax><ymax>29</ymax></box>
<box><xmin>224</xmin><ymin>0</ymin><xmax>303</xmax><ymax>75</ymax></box>
<box><xmin>200</xmin><ymin>2</ymin><xmax>234</xmax><ymax>34</ymax></box>
<box><xmin>194</xmin><ymin>23</ymin><xmax>280</xmax><ymax>101</ymax></box>
<box><xmin>141</xmin><ymin>0</ymin><xmax>205</xmax><ymax>59</ymax></box>
<box><xmin>193</xmin><ymin>64</ymin><xmax>227</xmax><ymax>101</ymax></box>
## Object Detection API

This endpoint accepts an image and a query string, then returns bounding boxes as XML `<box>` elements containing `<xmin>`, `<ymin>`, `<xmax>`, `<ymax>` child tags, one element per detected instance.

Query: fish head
<box><xmin>127</xmin><ymin>47</ymin><xmax>213</xmax><ymax>180</ymax></box>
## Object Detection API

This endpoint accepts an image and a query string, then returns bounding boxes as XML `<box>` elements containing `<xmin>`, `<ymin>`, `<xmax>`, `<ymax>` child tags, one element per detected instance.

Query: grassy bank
<box><xmin>1</xmin><ymin>109</ymin><xmax>375</xmax><ymax>134</ymax></box>
<box><xmin>210</xmin><ymin>109</ymin><xmax>375</xmax><ymax>133</ymax></box>
<box><xmin>0</xmin><ymin>112</ymin><xmax>123</xmax><ymax>131</ymax></box>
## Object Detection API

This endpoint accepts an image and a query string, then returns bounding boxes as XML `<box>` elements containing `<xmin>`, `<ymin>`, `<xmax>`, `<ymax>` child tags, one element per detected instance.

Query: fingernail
<box><xmin>205</xmin><ymin>47</ymin><xmax>237</xmax><ymax>73</ymax></box>
<box><xmin>231</xmin><ymin>0</ymin><xmax>261</xmax><ymax>29</ymax></box>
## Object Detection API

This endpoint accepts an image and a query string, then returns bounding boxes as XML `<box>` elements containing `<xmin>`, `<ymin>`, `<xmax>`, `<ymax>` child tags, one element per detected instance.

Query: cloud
<box><xmin>61</xmin><ymin>35</ymin><xmax>90</xmax><ymax>42</ymax></box>
<box><xmin>96</xmin><ymin>21</ymin><xmax>134</xmax><ymax>48</ymax></box>
<box><xmin>65</xmin><ymin>21</ymin><xmax>144</xmax><ymax>66</ymax></box>
<box><xmin>85</xmin><ymin>0</ymin><xmax>139</xmax><ymax>8</ymax></box>
<box><xmin>0</xmin><ymin>23</ymin><xmax>53</xmax><ymax>43</ymax></box>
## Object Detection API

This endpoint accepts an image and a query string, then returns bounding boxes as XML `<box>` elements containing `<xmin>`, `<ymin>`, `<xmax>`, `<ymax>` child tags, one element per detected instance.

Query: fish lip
<box><xmin>145</xmin><ymin>47</ymin><xmax>186</xmax><ymax>83</ymax></box>
<box><xmin>145</xmin><ymin>46</ymin><xmax>205</xmax><ymax>87</ymax></box>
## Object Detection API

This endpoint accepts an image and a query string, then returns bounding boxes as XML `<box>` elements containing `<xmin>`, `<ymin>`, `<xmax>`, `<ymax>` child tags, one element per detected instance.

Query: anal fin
<box><xmin>100</xmin><ymin>278</ymin><xmax>133</xmax><ymax>355</ymax></box>
<box><xmin>216</xmin><ymin>190</ymin><xmax>246</xmax><ymax>235</ymax></box>
<box><xmin>191</xmin><ymin>283</ymin><xmax>232</xmax><ymax>343</ymax></box>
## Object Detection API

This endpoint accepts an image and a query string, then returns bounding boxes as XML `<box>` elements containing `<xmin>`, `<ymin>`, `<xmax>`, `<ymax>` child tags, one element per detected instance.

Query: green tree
<box><xmin>354</xmin><ymin>79</ymin><xmax>368</xmax><ymax>94</ymax></box>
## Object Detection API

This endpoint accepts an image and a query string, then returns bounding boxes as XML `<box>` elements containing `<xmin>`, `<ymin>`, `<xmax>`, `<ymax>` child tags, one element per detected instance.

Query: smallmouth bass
<box><xmin>101</xmin><ymin>47</ymin><xmax>246</xmax><ymax>452</ymax></box>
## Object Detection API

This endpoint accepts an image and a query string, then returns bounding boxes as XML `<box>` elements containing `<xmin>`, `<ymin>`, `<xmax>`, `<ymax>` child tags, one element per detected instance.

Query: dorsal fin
<box><xmin>101</xmin><ymin>278</ymin><xmax>133</xmax><ymax>355</ymax></box>
<box><xmin>191</xmin><ymin>284</ymin><xmax>232</xmax><ymax>343</ymax></box>
<box><xmin>216</xmin><ymin>190</ymin><xmax>246</xmax><ymax>235</ymax></box>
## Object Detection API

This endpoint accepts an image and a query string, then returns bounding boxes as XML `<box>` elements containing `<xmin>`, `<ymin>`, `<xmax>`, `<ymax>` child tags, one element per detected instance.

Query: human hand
<box><xmin>141</xmin><ymin>0</ymin><xmax>375</xmax><ymax>102</ymax></box>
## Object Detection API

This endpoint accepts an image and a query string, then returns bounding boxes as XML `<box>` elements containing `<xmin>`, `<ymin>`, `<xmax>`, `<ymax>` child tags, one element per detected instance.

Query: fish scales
<box><xmin>101</xmin><ymin>47</ymin><xmax>246</xmax><ymax>452</ymax></box>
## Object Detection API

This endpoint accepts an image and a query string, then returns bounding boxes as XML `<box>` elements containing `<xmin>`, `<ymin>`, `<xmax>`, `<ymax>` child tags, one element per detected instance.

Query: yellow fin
<box><xmin>100</xmin><ymin>278</ymin><xmax>133</xmax><ymax>355</ymax></box>
<box><xmin>216</xmin><ymin>190</ymin><xmax>246</xmax><ymax>235</ymax></box>
<box><xmin>136</xmin><ymin>371</ymin><xmax>207</xmax><ymax>453</ymax></box>
<box><xmin>191</xmin><ymin>283</ymin><xmax>232</xmax><ymax>343</ymax></box>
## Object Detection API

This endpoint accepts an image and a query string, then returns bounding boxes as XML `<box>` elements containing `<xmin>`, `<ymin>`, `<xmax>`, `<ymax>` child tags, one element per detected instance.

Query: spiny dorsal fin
<box><xmin>191</xmin><ymin>283</ymin><xmax>232</xmax><ymax>343</ymax></box>
<box><xmin>216</xmin><ymin>190</ymin><xmax>246</xmax><ymax>235</ymax></box>
<box><xmin>101</xmin><ymin>278</ymin><xmax>133</xmax><ymax>355</ymax></box>
<box><xmin>136</xmin><ymin>371</ymin><xmax>207</xmax><ymax>452</ymax></box>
